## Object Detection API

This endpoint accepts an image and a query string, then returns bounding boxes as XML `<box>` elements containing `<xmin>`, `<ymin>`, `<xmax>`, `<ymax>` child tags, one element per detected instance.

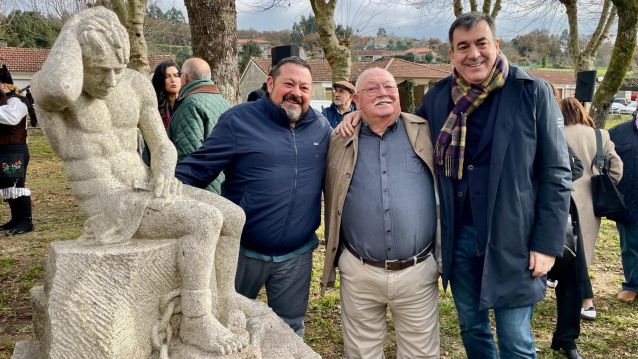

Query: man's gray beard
<box><xmin>282</xmin><ymin>105</ymin><xmax>304</xmax><ymax>123</ymax></box>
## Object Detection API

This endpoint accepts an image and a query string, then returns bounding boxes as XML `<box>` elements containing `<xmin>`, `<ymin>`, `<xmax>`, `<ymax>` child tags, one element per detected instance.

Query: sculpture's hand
<box><xmin>335</xmin><ymin>110</ymin><xmax>361</xmax><ymax>137</ymax></box>
<box><xmin>153</xmin><ymin>174</ymin><xmax>183</xmax><ymax>199</ymax></box>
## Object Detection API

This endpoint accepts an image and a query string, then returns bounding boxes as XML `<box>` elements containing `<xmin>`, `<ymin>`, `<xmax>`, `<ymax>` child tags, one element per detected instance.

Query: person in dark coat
<box><xmin>548</xmin><ymin>146</ymin><xmax>588</xmax><ymax>359</ymax></box>
<box><xmin>609</xmin><ymin>111</ymin><xmax>638</xmax><ymax>304</ymax></box>
<box><xmin>416</xmin><ymin>13</ymin><xmax>571</xmax><ymax>358</ymax></box>
<box><xmin>322</xmin><ymin>80</ymin><xmax>356</xmax><ymax>128</ymax></box>
<box><xmin>246</xmin><ymin>82</ymin><xmax>268</xmax><ymax>102</ymax></box>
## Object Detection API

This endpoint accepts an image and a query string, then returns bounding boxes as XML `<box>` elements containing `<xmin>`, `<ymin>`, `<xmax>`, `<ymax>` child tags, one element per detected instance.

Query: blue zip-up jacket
<box><xmin>175</xmin><ymin>96</ymin><xmax>331</xmax><ymax>256</ymax></box>
<box><xmin>322</xmin><ymin>102</ymin><xmax>356</xmax><ymax>128</ymax></box>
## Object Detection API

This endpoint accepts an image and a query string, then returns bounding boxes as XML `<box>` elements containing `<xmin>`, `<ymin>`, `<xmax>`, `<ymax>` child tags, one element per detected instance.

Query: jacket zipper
<box><xmin>280</xmin><ymin>126</ymin><xmax>298</xmax><ymax>244</ymax></box>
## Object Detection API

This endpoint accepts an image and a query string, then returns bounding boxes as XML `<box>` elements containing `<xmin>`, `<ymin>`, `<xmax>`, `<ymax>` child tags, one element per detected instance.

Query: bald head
<box><xmin>181</xmin><ymin>57</ymin><xmax>211</xmax><ymax>85</ymax></box>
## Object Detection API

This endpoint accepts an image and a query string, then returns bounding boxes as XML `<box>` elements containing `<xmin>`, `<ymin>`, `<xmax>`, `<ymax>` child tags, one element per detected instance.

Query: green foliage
<box><xmin>0</xmin><ymin>10</ymin><xmax>61</xmax><ymax>48</ymax></box>
<box><xmin>239</xmin><ymin>41</ymin><xmax>263</xmax><ymax>73</ymax></box>
<box><xmin>424</xmin><ymin>52</ymin><xmax>434</xmax><ymax>64</ymax></box>
<box><xmin>146</xmin><ymin>4</ymin><xmax>186</xmax><ymax>24</ymax></box>
<box><xmin>403</xmin><ymin>52</ymin><xmax>416</xmax><ymax>63</ymax></box>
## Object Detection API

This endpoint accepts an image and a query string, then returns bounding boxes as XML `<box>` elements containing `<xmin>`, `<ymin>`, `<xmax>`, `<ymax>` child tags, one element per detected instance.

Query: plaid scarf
<box><xmin>434</xmin><ymin>53</ymin><xmax>509</xmax><ymax>180</ymax></box>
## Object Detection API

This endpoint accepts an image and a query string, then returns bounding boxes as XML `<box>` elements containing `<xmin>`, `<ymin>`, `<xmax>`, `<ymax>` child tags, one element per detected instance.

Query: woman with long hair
<box><xmin>151</xmin><ymin>60</ymin><xmax>181</xmax><ymax>129</ymax></box>
<box><xmin>560</xmin><ymin>97</ymin><xmax>623</xmax><ymax>321</ymax></box>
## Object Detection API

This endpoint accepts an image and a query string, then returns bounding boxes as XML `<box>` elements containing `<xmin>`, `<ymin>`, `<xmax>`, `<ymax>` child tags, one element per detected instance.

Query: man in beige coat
<box><xmin>321</xmin><ymin>67</ymin><xmax>441</xmax><ymax>359</ymax></box>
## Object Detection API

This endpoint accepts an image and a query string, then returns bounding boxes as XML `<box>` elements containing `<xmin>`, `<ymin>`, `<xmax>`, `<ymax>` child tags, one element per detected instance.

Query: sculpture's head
<box><xmin>78</xmin><ymin>8</ymin><xmax>130</xmax><ymax>99</ymax></box>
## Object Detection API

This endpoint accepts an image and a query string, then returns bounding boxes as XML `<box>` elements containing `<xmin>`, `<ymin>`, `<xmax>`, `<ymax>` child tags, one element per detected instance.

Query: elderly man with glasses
<box><xmin>321</xmin><ymin>67</ymin><xmax>441</xmax><ymax>359</ymax></box>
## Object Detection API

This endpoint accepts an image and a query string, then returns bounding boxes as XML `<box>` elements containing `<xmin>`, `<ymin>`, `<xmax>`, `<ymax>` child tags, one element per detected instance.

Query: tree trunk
<box><xmin>590</xmin><ymin>0</ymin><xmax>638</xmax><ymax>128</ymax></box>
<box><xmin>184</xmin><ymin>0</ymin><xmax>239</xmax><ymax>104</ymax></box>
<box><xmin>310</xmin><ymin>0</ymin><xmax>351</xmax><ymax>83</ymax></box>
<box><xmin>110</xmin><ymin>0</ymin><xmax>150</xmax><ymax>76</ymax></box>
<box><xmin>111</xmin><ymin>0</ymin><xmax>151</xmax><ymax>76</ymax></box>
<box><xmin>451</xmin><ymin>0</ymin><xmax>501</xmax><ymax>18</ymax></box>
<box><xmin>126</xmin><ymin>0</ymin><xmax>150</xmax><ymax>75</ymax></box>
<box><xmin>561</xmin><ymin>0</ymin><xmax>616</xmax><ymax>73</ymax></box>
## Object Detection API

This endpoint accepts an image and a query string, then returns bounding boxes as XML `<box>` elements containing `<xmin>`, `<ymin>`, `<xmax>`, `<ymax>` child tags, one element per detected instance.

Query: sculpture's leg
<box><xmin>183</xmin><ymin>187</ymin><xmax>271</xmax><ymax>321</ymax></box>
<box><xmin>136</xmin><ymin>198</ymin><xmax>247</xmax><ymax>354</ymax></box>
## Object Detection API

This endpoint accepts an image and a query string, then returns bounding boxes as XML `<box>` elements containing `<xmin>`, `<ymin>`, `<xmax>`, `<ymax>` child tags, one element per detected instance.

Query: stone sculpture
<box><xmin>12</xmin><ymin>7</ymin><xmax>319</xmax><ymax>359</ymax></box>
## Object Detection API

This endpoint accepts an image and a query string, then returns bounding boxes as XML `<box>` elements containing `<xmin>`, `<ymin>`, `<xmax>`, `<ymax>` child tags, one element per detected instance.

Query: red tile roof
<box><xmin>527</xmin><ymin>70</ymin><xmax>576</xmax><ymax>86</ymax></box>
<box><xmin>0</xmin><ymin>47</ymin><xmax>173</xmax><ymax>74</ymax></box>
<box><xmin>251</xmin><ymin>57</ymin><xmax>453</xmax><ymax>83</ymax></box>
<box><xmin>0</xmin><ymin>47</ymin><xmax>49</xmax><ymax>73</ymax></box>
<box><xmin>148</xmin><ymin>54</ymin><xmax>175</xmax><ymax>71</ymax></box>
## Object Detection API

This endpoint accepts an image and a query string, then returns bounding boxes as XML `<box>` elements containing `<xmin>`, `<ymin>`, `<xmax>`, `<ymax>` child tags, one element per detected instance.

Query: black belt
<box><xmin>343</xmin><ymin>240</ymin><xmax>433</xmax><ymax>271</ymax></box>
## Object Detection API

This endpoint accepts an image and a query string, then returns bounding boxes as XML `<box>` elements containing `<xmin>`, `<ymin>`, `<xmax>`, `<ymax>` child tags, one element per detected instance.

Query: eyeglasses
<box><xmin>357</xmin><ymin>82</ymin><xmax>398</xmax><ymax>97</ymax></box>
<box><xmin>165</xmin><ymin>72</ymin><xmax>181</xmax><ymax>79</ymax></box>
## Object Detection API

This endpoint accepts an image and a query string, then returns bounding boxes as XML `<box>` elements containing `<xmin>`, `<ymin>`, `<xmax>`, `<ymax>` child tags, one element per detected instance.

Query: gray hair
<box><xmin>182</xmin><ymin>58</ymin><xmax>212</xmax><ymax>81</ymax></box>
<box><xmin>448</xmin><ymin>12</ymin><xmax>496</xmax><ymax>46</ymax></box>
<box><xmin>354</xmin><ymin>67</ymin><xmax>394</xmax><ymax>92</ymax></box>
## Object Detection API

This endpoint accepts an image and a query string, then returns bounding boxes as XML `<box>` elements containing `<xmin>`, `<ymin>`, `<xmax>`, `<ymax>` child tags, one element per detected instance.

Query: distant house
<box><xmin>240</xmin><ymin>58</ymin><xmax>578</xmax><ymax>109</ymax></box>
<box><xmin>399</xmin><ymin>47</ymin><xmax>439</xmax><ymax>62</ymax></box>
<box><xmin>353</xmin><ymin>49</ymin><xmax>390</xmax><ymax>62</ymax></box>
<box><xmin>0</xmin><ymin>47</ymin><xmax>173</xmax><ymax>89</ymax></box>
<box><xmin>240</xmin><ymin>57</ymin><xmax>455</xmax><ymax>110</ymax></box>
<box><xmin>237</xmin><ymin>38</ymin><xmax>273</xmax><ymax>58</ymax></box>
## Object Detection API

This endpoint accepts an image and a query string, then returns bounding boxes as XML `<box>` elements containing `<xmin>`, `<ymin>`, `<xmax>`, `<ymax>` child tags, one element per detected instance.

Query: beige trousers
<box><xmin>338</xmin><ymin>249</ymin><xmax>440</xmax><ymax>359</ymax></box>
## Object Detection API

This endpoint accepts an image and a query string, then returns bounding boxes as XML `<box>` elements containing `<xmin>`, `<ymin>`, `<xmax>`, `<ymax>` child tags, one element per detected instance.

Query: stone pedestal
<box><xmin>12</xmin><ymin>239</ymin><xmax>319</xmax><ymax>359</ymax></box>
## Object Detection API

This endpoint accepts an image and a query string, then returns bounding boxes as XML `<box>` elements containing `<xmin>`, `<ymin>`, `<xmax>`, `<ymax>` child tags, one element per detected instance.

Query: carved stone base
<box><xmin>12</xmin><ymin>239</ymin><xmax>319</xmax><ymax>359</ymax></box>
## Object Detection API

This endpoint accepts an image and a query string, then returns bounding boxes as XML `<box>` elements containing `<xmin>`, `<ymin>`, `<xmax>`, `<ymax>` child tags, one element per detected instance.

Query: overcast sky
<box><xmin>3</xmin><ymin>0</ymin><xmax>612</xmax><ymax>41</ymax></box>
<box><xmin>153</xmin><ymin>0</ymin><xmax>610</xmax><ymax>40</ymax></box>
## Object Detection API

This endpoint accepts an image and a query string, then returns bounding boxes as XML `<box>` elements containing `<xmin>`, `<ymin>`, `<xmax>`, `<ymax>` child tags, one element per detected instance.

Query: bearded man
<box><xmin>176</xmin><ymin>56</ymin><xmax>331</xmax><ymax>337</ymax></box>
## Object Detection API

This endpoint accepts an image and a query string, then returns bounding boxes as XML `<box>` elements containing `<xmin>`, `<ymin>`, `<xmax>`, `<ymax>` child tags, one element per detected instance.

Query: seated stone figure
<box><xmin>31</xmin><ymin>7</ymin><xmax>266</xmax><ymax>356</ymax></box>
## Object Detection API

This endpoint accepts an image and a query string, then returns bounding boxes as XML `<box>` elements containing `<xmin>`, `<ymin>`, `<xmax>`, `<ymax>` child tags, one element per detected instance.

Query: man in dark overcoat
<box><xmin>416</xmin><ymin>12</ymin><xmax>571</xmax><ymax>358</ymax></box>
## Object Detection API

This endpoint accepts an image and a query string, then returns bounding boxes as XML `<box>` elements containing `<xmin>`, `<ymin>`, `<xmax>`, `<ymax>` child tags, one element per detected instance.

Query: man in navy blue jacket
<box><xmin>176</xmin><ymin>57</ymin><xmax>331</xmax><ymax>336</ymax></box>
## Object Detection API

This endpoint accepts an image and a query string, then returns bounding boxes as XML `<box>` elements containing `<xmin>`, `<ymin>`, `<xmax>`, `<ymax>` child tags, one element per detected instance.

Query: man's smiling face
<box><xmin>448</xmin><ymin>20</ymin><xmax>500</xmax><ymax>85</ymax></box>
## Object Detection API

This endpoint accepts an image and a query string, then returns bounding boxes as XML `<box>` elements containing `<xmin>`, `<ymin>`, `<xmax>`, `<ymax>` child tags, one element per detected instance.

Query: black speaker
<box><xmin>575</xmin><ymin>70</ymin><xmax>597</xmax><ymax>103</ymax></box>
<box><xmin>271</xmin><ymin>45</ymin><xmax>301</xmax><ymax>66</ymax></box>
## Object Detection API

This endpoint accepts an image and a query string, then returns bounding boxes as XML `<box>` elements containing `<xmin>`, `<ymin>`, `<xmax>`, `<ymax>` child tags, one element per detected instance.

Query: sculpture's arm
<box><xmin>31</xmin><ymin>14</ymin><xmax>84</xmax><ymax>112</ymax></box>
<box><xmin>135</xmin><ymin>71</ymin><xmax>182</xmax><ymax>199</ymax></box>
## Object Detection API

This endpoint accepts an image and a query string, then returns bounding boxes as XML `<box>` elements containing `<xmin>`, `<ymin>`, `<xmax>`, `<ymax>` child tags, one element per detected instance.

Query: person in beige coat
<box><xmin>560</xmin><ymin>97</ymin><xmax>623</xmax><ymax>320</ymax></box>
<box><xmin>321</xmin><ymin>67</ymin><xmax>441</xmax><ymax>359</ymax></box>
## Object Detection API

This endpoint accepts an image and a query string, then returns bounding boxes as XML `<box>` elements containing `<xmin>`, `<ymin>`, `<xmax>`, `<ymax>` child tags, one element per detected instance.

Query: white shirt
<box><xmin>0</xmin><ymin>97</ymin><xmax>28</xmax><ymax>126</ymax></box>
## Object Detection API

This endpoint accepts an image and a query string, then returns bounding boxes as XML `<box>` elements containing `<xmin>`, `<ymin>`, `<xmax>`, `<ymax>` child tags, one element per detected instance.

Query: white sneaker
<box><xmin>547</xmin><ymin>279</ymin><xmax>558</xmax><ymax>288</ymax></box>
<box><xmin>580</xmin><ymin>306</ymin><xmax>596</xmax><ymax>321</ymax></box>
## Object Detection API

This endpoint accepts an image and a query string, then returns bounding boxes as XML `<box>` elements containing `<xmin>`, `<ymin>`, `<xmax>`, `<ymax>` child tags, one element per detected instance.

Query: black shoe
<box><xmin>1</xmin><ymin>198</ymin><xmax>18</xmax><ymax>230</ymax></box>
<box><xmin>553</xmin><ymin>347</ymin><xmax>585</xmax><ymax>359</ymax></box>
<box><xmin>5</xmin><ymin>223</ymin><xmax>33</xmax><ymax>235</ymax></box>
<box><xmin>0</xmin><ymin>219</ymin><xmax>16</xmax><ymax>230</ymax></box>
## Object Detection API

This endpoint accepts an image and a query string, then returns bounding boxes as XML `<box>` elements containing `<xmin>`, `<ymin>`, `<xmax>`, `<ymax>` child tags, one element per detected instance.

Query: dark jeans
<box><xmin>548</xmin><ymin>253</ymin><xmax>584</xmax><ymax>350</ymax></box>
<box><xmin>617</xmin><ymin>221</ymin><xmax>638</xmax><ymax>292</ymax></box>
<box><xmin>235</xmin><ymin>249</ymin><xmax>313</xmax><ymax>336</ymax></box>
<box><xmin>450</xmin><ymin>226</ymin><xmax>536</xmax><ymax>359</ymax></box>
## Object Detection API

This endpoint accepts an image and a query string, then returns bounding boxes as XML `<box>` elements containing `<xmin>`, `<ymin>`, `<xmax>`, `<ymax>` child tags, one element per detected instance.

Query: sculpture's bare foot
<box><xmin>247</xmin><ymin>317</ymin><xmax>267</xmax><ymax>346</ymax></box>
<box><xmin>180</xmin><ymin>313</ymin><xmax>248</xmax><ymax>355</ymax></box>
<box><xmin>220</xmin><ymin>292</ymin><xmax>271</xmax><ymax>319</ymax></box>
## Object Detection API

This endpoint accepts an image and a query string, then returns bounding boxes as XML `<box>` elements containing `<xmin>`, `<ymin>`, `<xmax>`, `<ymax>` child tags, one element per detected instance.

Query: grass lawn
<box><xmin>1</xmin><ymin>127</ymin><xmax>637</xmax><ymax>359</ymax></box>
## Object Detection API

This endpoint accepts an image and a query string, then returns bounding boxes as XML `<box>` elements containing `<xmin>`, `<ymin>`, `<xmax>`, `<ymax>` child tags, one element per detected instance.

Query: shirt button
<box><xmin>457</xmin><ymin>191</ymin><xmax>464</xmax><ymax>198</ymax></box>
<box><xmin>345</xmin><ymin>173</ymin><xmax>351</xmax><ymax>178</ymax></box>
<box><xmin>467</xmin><ymin>165</ymin><xmax>475</xmax><ymax>171</ymax></box>
<box><xmin>384</xmin><ymin>188</ymin><xmax>389</xmax><ymax>192</ymax></box>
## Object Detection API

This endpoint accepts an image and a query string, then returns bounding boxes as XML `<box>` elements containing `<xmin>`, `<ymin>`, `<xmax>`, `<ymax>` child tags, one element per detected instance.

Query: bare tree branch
<box><xmin>587</xmin><ymin>3</ymin><xmax>616</xmax><ymax>58</ymax></box>
<box><xmin>469</xmin><ymin>0</ymin><xmax>478</xmax><ymax>12</ymax></box>
<box><xmin>490</xmin><ymin>0</ymin><xmax>502</xmax><ymax>18</ymax></box>
<box><xmin>453</xmin><ymin>0</ymin><xmax>463</xmax><ymax>17</ymax></box>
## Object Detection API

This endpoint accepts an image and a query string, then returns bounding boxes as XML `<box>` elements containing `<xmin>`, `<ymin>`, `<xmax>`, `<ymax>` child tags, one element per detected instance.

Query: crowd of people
<box><xmin>4</xmin><ymin>8</ymin><xmax>638</xmax><ymax>359</ymax></box>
